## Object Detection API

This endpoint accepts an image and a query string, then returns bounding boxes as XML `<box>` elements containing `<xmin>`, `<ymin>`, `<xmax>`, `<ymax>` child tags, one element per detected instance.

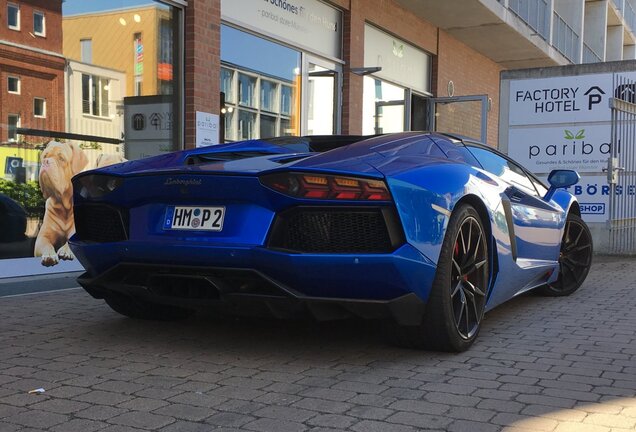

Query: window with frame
<box><xmin>34</xmin><ymin>98</ymin><xmax>46</xmax><ymax>118</ymax></box>
<box><xmin>7</xmin><ymin>3</ymin><xmax>19</xmax><ymax>30</ymax></box>
<box><xmin>7</xmin><ymin>76</ymin><xmax>20</xmax><ymax>94</ymax></box>
<box><xmin>222</xmin><ymin>65</ymin><xmax>296</xmax><ymax>142</ymax></box>
<box><xmin>80</xmin><ymin>39</ymin><xmax>92</xmax><ymax>63</ymax></box>
<box><xmin>33</xmin><ymin>11</ymin><xmax>45</xmax><ymax>36</ymax></box>
<box><xmin>81</xmin><ymin>74</ymin><xmax>110</xmax><ymax>117</ymax></box>
<box><xmin>8</xmin><ymin>114</ymin><xmax>19</xmax><ymax>141</ymax></box>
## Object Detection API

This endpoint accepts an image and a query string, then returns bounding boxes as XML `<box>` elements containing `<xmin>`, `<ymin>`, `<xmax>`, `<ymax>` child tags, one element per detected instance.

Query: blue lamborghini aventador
<box><xmin>69</xmin><ymin>132</ymin><xmax>593</xmax><ymax>351</ymax></box>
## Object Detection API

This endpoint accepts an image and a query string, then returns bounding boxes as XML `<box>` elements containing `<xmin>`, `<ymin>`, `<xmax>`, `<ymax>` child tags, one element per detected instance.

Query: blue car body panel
<box><xmin>70</xmin><ymin>132</ymin><xmax>580</xmax><ymax>317</ymax></box>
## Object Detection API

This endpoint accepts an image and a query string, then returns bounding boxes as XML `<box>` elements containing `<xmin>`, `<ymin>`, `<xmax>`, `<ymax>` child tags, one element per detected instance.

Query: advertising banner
<box><xmin>508</xmin><ymin>124</ymin><xmax>612</xmax><ymax>174</ymax></box>
<box><xmin>221</xmin><ymin>0</ymin><xmax>343</xmax><ymax>60</ymax></box>
<box><xmin>505</xmin><ymin>71</ymin><xmax>636</xmax><ymax>224</ymax></box>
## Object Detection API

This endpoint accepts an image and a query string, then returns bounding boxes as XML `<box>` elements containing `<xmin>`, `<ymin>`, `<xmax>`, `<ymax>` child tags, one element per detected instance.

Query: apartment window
<box><xmin>81</xmin><ymin>74</ymin><xmax>110</xmax><ymax>117</ymax></box>
<box><xmin>7</xmin><ymin>76</ymin><xmax>20</xmax><ymax>94</ymax></box>
<box><xmin>7</xmin><ymin>3</ymin><xmax>19</xmax><ymax>30</ymax></box>
<box><xmin>33</xmin><ymin>11</ymin><xmax>45</xmax><ymax>36</ymax></box>
<box><xmin>34</xmin><ymin>98</ymin><xmax>46</xmax><ymax>118</ymax></box>
<box><xmin>80</xmin><ymin>39</ymin><xmax>92</xmax><ymax>63</ymax></box>
<box><xmin>8</xmin><ymin>114</ymin><xmax>19</xmax><ymax>141</ymax></box>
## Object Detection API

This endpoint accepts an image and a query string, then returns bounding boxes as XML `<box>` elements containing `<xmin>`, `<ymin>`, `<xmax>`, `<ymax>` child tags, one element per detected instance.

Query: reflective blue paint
<box><xmin>70</xmin><ymin>132</ymin><xmax>582</xmax><ymax>312</ymax></box>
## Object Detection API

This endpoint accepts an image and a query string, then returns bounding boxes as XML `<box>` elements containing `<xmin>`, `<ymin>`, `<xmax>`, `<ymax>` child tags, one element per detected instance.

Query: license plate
<box><xmin>163</xmin><ymin>206</ymin><xmax>225</xmax><ymax>231</ymax></box>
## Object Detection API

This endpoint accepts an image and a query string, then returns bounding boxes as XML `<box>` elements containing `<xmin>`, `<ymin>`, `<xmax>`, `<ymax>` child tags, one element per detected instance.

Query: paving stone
<box><xmin>307</xmin><ymin>413</ymin><xmax>353</xmax><ymax>429</ymax></box>
<box><xmin>293</xmin><ymin>397</ymin><xmax>352</xmax><ymax>414</ymax></box>
<box><xmin>50</xmin><ymin>418</ymin><xmax>105</xmax><ymax>432</ymax></box>
<box><xmin>243</xmin><ymin>417</ymin><xmax>307</xmax><ymax>432</ymax></box>
<box><xmin>108</xmin><ymin>411</ymin><xmax>175</xmax><ymax>429</ymax></box>
<box><xmin>117</xmin><ymin>396</ymin><xmax>169</xmax><ymax>411</ymax></box>
<box><xmin>75</xmin><ymin>404</ymin><xmax>128</xmax><ymax>421</ymax></box>
<box><xmin>205</xmin><ymin>411</ymin><xmax>255</xmax><ymax>427</ymax></box>
<box><xmin>253</xmin><ymin>404</ymin><xmax>316</xmax><ymax>422</ymax></box>
<box><xmin>386</xmin><ymin>411</ymin><xmax>453</xmax><ymax>429</ymax></box>
<box><xmin>30</xmin><ymin>398</ymin><xmax>90</xmax><ymax>414</ymax></box>
<box><xmin>350</xmin><ymin>419</ymin><xmax>419</xmax><ymax>432</ymax></box>
<box><xmin>153</xmin><ymin>403</ymin><xmax>214</xmax><ymax>421</ymax></box>
<box><xmin>3</xmin><ymin>409</ymin><xmax>68</xmax><ymax>429</ymax></box>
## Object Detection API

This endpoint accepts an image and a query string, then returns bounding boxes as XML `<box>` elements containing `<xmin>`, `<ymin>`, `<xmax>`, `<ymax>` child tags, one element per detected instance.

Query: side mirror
<box><xmin>544</xmin><ymin>169</ymin><xmax>580</xmax><ymax>201</ymax></box>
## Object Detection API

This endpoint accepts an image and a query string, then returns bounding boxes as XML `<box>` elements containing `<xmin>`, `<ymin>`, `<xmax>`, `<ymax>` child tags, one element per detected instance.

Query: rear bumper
<box><xmin>70</xmin><ymin>240</ymin><xmax>436</xmax><ymax>325</ymax></box>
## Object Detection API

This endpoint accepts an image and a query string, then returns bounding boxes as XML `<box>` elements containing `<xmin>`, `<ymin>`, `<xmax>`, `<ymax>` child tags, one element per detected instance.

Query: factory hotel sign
<box><xmin>506</xmin><ymin>72</ymin><xmax>635</xmax><ymax>223</ymax></box>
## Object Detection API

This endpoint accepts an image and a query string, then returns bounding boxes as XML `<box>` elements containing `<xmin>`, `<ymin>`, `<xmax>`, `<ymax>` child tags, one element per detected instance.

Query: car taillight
<box><xmin>260</xmin><ymin>173</ymin><xmax>392</xmax><ymax>201</ymax></box>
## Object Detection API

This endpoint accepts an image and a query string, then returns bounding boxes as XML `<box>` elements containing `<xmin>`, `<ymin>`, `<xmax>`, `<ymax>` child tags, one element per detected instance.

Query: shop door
<box><xmin>303</xmin><ymin>56</ymin><xmax>341</xmax><ymax>135</ymax></box>
<box><xmin>430</xmin><ymin>95</ymin><xmax>488</xmax><ymax>142</ymax></box>
<box><xmin>411</xmin><ymin>93</ymin><xmax>429</xmax><ymax>131</ymax></box>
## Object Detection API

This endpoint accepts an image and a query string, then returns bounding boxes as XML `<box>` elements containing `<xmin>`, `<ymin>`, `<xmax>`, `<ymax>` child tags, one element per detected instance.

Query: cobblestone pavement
<box><xmin>1</xmin><ymin>258</ymin><xmax>635</xmax><ymax>432</ymax></box>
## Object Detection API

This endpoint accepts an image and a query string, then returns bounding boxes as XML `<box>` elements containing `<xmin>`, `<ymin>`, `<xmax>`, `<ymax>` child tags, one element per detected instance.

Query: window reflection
<box><xmin>363</xmin><ymin>77</ymin><xmax>405</xmax><ymax>134</ymax></box>
<box><xmin>221</xmin><ymin>24</ymin><xmax>300</xmax><ymax>141</ymax></box>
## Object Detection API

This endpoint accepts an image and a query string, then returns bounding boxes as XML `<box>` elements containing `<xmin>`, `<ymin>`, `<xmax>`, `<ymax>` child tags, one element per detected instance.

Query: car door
<box><xmin>466</xmin><ymin>145</ymin><xmax>563</xmax><ymax>262</ymax></box>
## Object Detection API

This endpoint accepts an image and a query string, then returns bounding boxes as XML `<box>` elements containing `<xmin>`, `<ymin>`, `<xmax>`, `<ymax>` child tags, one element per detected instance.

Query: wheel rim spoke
<box><xmin>449</xmin><ymin>216</ymin><xmax>488</xmax><ymax>340</ymax></box>
<box><xmin>552</xmin><ymin>219</ymin><xmax>592</xmax><ymax>292</ymax></box>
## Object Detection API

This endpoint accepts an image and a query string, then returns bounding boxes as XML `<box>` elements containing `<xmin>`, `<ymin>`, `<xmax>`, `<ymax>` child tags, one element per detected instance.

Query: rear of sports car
<box><xmin>69</xmin><ymin>155</ymin><xmax>438</xmax><ymax>325</ymax></box>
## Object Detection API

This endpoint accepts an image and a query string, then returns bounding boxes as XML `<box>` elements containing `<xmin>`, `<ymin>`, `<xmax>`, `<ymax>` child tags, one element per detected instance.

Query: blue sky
<box><xmin>63</xmin><ymin>0</ymin><xmax>156</xmax><ymax>16</ymax></box>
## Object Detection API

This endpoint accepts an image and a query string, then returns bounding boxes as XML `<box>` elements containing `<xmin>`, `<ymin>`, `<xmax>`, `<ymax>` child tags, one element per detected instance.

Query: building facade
<box><xmin>0</xmin><ymin>0</ymin><xmax>65</xmax><ymax>144</ymax></box>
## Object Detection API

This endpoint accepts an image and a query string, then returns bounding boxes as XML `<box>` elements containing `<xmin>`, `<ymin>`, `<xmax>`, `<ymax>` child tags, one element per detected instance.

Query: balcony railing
<box><xmin>552</xmin><ymin>11</ymin><xmax>579</xmax><ymax>63</ymax></box>
<box><xmin>507</xmin><ymin>0</ymin><xmax>550</xmax><ymax>40</ymax></box>
<box><xmin>583</xmin><ymin>42</ymin><xmax>602</xmax><ymax>63</ymax></box>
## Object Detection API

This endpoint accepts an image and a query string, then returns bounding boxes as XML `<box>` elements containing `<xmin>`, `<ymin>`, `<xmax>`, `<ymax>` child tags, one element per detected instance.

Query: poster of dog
<box><xmin>34</xmin><ymin>141</ymin><xmax>126</xmax><ymax>266</ymax></box>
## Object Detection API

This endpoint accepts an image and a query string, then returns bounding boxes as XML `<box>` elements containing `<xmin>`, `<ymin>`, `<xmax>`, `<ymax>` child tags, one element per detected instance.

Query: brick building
<box><xmin>182</xmin><ymin>0</ymin><xmax>636</xmax><ymax>149</ymax></box>
<box><xmin>0</xmin><ymin>0</ymin><xmax>65</xmax><ymax>143</ymax></box>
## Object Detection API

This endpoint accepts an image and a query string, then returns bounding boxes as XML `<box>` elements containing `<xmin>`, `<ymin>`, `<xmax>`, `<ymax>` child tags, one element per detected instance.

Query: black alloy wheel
<box><xmin>388</xmin><ymin>204</ymin><xmax>490</xmax><ymax>352</ymax></box>
<box><xmin>450</xmin><ymin>215</ymin><xmax>489</xmax><ymax>340</ymax></box>
<box><xmin>539</xmin><ymin>213</ymin><xmax>593</xmax><ymax>296</ymax></box>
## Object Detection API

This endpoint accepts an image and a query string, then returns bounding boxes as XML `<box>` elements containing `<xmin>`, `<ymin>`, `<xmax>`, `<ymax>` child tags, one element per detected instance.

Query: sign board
<box><xmin>509</xmin><ymin>74</ymin><xmax>614</xmax><ymax>125</ymax></box>
<box><xmin>504</xmin><ymin>71</ymin><xmax>636</xmax><ymax>224</ymax></box>
<box><xmin>123</xmin><ymin>96</ymin><xmax>173</xmax><ymax>160</ymax></box>
<box><xmin>4</xmin><ymin>156</ymin><xmax>23</xmax><ymax>176</ymax></box>
<box><xmin>508</xmin><ymin>124</ymin><xmax>612</xmax><ymax>173</ymax></box>
<box><xmin>363</xmin><ymin>24</ymin><xmax>431</xmax><ymax>95</ymax></box>
<box><xmin>196</xmin><ymin>112</ymin><xmax>220</xmax><ymax>147</ymax></box>
<box><xmin>221</xmin><ymin>0</ymin><xmax>342</xmax><ymax>59</ymax></box>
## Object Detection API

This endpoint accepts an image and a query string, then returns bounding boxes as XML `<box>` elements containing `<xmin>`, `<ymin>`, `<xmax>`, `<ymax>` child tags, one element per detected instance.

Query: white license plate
<box><xmin>164</xmin><ymin>206</ymin><xmax>225</xmax><ymax>231</ymax></box>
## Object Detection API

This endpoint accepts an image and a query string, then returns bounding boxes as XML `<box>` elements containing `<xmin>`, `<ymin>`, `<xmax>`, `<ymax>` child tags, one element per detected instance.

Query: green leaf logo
<box><xmin>564</xmin><ymin>130</ymin><xmax>574</xmax><ymax>139</ymax></box>
<box><xmin>575</xmin><ymin>129</ymin><xmax>585</xmax><ymax>139</ymax></box>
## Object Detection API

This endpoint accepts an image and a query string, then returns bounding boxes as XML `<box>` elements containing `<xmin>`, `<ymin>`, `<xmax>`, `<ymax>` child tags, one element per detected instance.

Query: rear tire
<box><xmin>389</xmin><ymin>204</ymin><xmax>489</xmax><ymax>352</ymax></box>
<box><xmin>537</xmin><ymin>213</ymin><xmax>592</xmax><ymax>297</ymax></box>
<box><xmin>103</xmin><ymin>293</ymin><xmax>191</xmax><ymax>321</ymax></box>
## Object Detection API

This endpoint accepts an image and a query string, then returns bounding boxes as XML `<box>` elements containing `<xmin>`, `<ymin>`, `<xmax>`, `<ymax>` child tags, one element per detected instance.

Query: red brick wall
<box><xmin>184</xmin><ymin>0</ymin><xmax>220</xmax><ymax>149</ymax></box>
<box><xmin>0</xmin><ymin>0</ymin><xmax>63</xmax><ymax>54</ymax></box>
<box><xmin>342</xmin><ymin>0</ymin><xmax>438</xmax><ymax>134</ymax></box>
<box><xmin>0</xmin><ymin>42</ymin><xmax>65</xmax><ymax>143</ymax></box>
<box><xmin>436</xmin><ymin>30</ymin><xmax>503</xmax><ymax>146</ymax></box>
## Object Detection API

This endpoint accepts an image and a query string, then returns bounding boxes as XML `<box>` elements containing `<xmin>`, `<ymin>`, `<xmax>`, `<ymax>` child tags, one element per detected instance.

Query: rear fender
<box><xmin>386</xmin><ymin>164</ymin><xmax>506</xmax><ymax>266</ymax></box>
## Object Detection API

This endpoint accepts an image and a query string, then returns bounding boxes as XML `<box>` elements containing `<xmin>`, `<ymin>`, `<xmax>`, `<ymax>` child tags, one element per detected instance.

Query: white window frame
<box><xmin>33</xmin><ymin>11</ymin><xmax>45</xmax><ymax>37</ymax></box>
<box><xmin>82</xmin><ymin>74</ymin><xmax>110</xmax><ymax>117</ymax></box>
<box><xmin>8</xmin><ymin>114</ymin><xmax>20</xmax><ymax>142</ymax></box>
<box><xmin>34</xmin><ymin>98</ymin><xmax>46</xmax><ymax>118</ymax></box>
<box><xmin>7</xmin><ymin>3</ymin><xmax>20</xmax><ymax>30</ymax></box>
<box><xmin>7</xmin><ymin>76</ymin><xmax>20</xmax><ymax>94</ymax></box>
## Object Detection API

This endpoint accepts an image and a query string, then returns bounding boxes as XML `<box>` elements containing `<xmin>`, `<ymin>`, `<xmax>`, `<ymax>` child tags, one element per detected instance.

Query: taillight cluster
<box><xmin>260</xmin><ymin>172</ymin><xmax>392</xmax><ymax>201</ymax></box>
